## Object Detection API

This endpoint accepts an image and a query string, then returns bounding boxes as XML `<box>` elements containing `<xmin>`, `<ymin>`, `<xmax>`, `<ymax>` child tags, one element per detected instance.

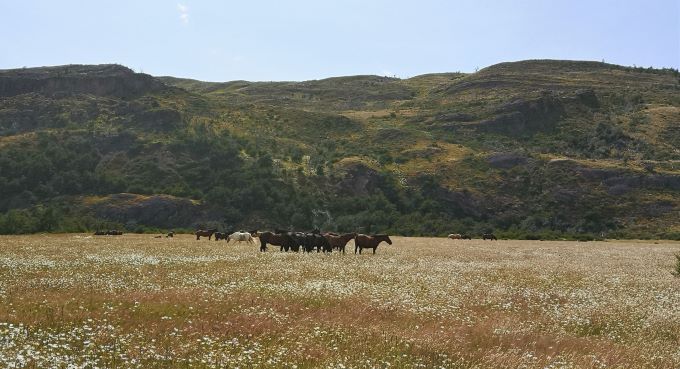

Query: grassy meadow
<box><xmin>0</xmin><ymin>234</ymin><xmax>679</xmax><ymax>368</ymax></box>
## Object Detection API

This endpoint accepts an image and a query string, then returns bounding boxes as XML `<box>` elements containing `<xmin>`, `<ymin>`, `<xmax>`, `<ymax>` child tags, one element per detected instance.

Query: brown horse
<box><xmin>324</xmin><ymin>232</ymin><xmax>356</xmax><ymax>254</ymax></box>
<box><xmin>355</xmin><ymin>234</ymin><xmax>392</xmax><ymax>254</ymax></box>
<box><xmin>196</xmin><ymin>229</ymin><xmax>217</xmax><ymax>240</ymax></box>
<box><xmin>258</xmin><ymin>231</ymin><xmax>294</xmax><ymax>252</ymax></box>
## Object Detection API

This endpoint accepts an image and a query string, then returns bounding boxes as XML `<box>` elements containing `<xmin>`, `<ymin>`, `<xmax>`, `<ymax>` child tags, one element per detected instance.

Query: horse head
<box><xmin>374</xmin><ymin>234</ymin><xmax>392</xmax><ymax>245</ymax></box>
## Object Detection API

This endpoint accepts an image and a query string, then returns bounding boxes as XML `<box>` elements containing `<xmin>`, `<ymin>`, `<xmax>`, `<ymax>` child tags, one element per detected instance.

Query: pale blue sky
<box><xmin>1</xmin><ymin>0</ymin><xmax>678</xmax><ymax>81</ymax></box>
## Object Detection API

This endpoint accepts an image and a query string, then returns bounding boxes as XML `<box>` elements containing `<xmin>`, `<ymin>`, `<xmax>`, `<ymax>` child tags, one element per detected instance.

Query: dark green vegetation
<box><xmin>1</xmin><ymin>61</ymin><xmax>679</xmax><ymax>238</ymax></box>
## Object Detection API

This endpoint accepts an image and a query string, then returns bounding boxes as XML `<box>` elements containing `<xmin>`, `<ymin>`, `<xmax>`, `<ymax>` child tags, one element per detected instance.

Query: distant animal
<box><xmin>303</xmin><ymin>232</ymin><xmax>332</xmax><ymax>253</ymax></box>
<box><xmin>448</xmin><ymin>233</ymin><xmax>462</xmax><ymax>240</ymax></box>
<box><xmin>196</xmin><ymin>229</ymin><xmax>217</xmax><ymax>240</ymax></box>
<box><xmin>214</xmin><ymin>232</ymin><xmax>227</xmax><ymax>241</ymax></box>
<box><xmin>287</xmin><ymin>232</ymin><xmax>306</xmax><ymax>252</ymax></box>
<box><xmin>93</xmin><ymin>231</ymin><xmax>107</xmax><ymax>236</ymax></box>
<box><xmin>355</xmin><ymin>234</ymin><xmax>392</xmax><ymax>254</ymax></box>
<box><xmin>166</xmin><ymin>231</ymin><xmax>174</xmax><ymax>238</ymax></box>
<box><xmin>482</xmin><ymin>233</ymin><xmax>497</xmax><ymax>240</ymax></box>
<box><xmin>248</xmin><ymin>230</ymin><xmax>259</xmax><ymax>237</ymax></box>
<box><xmin>258</xmin><ymin>231</ymin><xmax>294</xmax><ymax>252</ymax></box>
<box><xmin>227</xmin><ymin>231</ymin><xmax>254</xmax><ymax>244</ymax></box>
<box><xmin>324</xmin><ymin>232</ymin><xmax>356</xmax><ymax>254</ymax></box>
<box><xmin>154</xmin><ymin>235</ymin><xmax>162</xmax><ymax>238</ymax></box>
<box><xmin>461</xmin><ymin>234</ymin><xmax>472</xmax><ymax>240</ymax></box>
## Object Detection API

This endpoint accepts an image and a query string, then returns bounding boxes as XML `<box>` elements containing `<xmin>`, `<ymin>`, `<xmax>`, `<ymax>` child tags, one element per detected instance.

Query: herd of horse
<box><xmin>95</xmin><ymin>228</ymin><xmax>499</xmax><ymax>253</ymax></box>
<box><xmin>195</xmin><ymin>228</ymin><xmax>393</xmax><ymax>254</ymax></box>
<box><xmin>93</xmin><ymin>230</ymin><xmax>124</xmax><ymax>236</ymax></box>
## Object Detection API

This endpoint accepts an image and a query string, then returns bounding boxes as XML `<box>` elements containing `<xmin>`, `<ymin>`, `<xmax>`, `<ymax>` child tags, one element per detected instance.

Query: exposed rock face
<box><xmin>574</xmin><ymin>167</ymin><xmax>680</xmax><ymax>194</ymax></box>
<box><xmin>477</xmin><ymin>93</ymin><xmax>564</xmax><ymax>135</ymax></box>
<box><xmin>487</xmin><ymin>153</ymin><xmax>529</xmax><ymax>169</ymax></box>
<box><xmin>0</xmin><ymin>64</ymin><xmax>167</xmax><ymax>98</ymax></box>
<box><xmin>409</xmin><ymin>174</ymin><xmax>482</xmax><ymax>218</ymax></box>
<box><xmin>573</xmin><ymin>89</ymin><xmax>599</xmax><ymax>108</ymax></box>
<box><xmin>333</xmin><ymin>161</ymin><xmax>381</xmax><ymax>196</ymax></box>
<box><xmin>89</xmin><ymin>193</ymin><xmax>206</xmax><ymax>228</ymax></box>
<box><xmin>434</xmin><ymin>188</ymin><xmax>482</xmax><ymax>218</ymax></box>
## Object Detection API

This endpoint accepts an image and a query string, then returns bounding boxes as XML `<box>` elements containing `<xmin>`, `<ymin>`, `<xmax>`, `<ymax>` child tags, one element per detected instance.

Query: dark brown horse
<box><xmin>196</xmin><ymin>228</ymin><xmax>217</xmax><ymax>240</ymax></box>
<box><xmin>355</xmin><ymin>234</ymin><xmax>392</xmax><ymax>254</ymax></box>
<box><xmin>258</xmin><ymin>231</ymin><xmax>294</xmax><ymax>252</ymax></box>
<box><xmin>301</xmin><ymin>233</ymin><xmax>331</xmax><ymax>253</ymax></box>
<box><xmin>324</xmin><ymin>232</ymin><xmax>356</xmax><ymax>254</ymax></box>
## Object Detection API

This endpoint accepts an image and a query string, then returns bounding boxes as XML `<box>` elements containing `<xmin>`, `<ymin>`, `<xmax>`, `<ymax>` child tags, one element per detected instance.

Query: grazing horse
<box><xmin>324</xmin><ymin>232</ymin><xmax>356</xmax><ymax>254</ymax></box>
<box><xmin>214</xmin><ymin>232</ymin><xmax>228</xmax><ymax>241</ymax></box>
<box><xmin>196</xmin><ymin>229</ymin><xmax>218</xmax><ymax>240</ymax></box>
<box><xmin>166</xmin><ymin>231</ymin><xmax>174</xmax><ymax>238</ymax></box>
<box><xmin>355</xmin><ymin>234</ymin><xmax>392</xmax><ymax>254</ymax></box>
<box><xmin>482</xmin><ymin>233</ymin><xmax>497</xmax><ymax>240</ymax></box>
<box><xmin>448</xmin><ymin>233</ymin><xmax>462</xmax><ymax>240</ymax></box>
<box><xmin>107</xmin><ymin>230</ymin><xmax>123</xmax><ymax>235</ymax></box>
<box><xmin>93</xmin><ymin>231</ymin><xmax>107</xmax><ymax>236</ymax></box>
<box><xmin>227</xmin><ymin>231</ymin><xmax>254</xmax><ymax>245</ymax></box>
<box><xmin>461</xmin><ymin>234</ymin><xmax>472</xmax><ymax>240</ymax></box>
<box><xmin>258</xmin><ymin>231</ymin><xmax>294</xmax><ymax>252</ymax></box>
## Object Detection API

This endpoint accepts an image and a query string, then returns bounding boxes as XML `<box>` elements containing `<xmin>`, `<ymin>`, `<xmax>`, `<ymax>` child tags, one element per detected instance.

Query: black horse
<box><xmin>303</xmin><ymin>232</ymin><xmax>332</xmax><ymax>253</ymax></box>
<box><xmin>482</xmin><ymin>233</ymin><xmax>497</xmax><ymax>240</ymax></box>
<box><xmin>461</xmin><ymin>234</ymin><xmax>472</xmax><ymax>240</ymax></box>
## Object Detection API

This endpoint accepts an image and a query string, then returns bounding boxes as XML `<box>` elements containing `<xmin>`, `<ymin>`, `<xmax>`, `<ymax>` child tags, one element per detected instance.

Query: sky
<box><xmin>1</xmin><ymin>0</ymin><xmax>678</xmax><ymax>81</ymax></box>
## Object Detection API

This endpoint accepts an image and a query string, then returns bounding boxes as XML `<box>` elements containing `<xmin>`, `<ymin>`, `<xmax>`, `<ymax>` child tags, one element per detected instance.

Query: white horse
<box><xmin>227</xmin><ymin>231</ymin><xmax>254</xmax><ymax>245</ymax></box>
<box><xmin>448</xmin><ymin>233</ymin><xmax>462</xmax><ymax>240</ymax></box>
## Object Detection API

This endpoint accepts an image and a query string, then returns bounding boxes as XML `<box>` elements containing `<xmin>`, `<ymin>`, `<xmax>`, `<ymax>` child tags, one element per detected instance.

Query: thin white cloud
<box><xmin>177</xmin><ymin>3</ymin><xmax>189</xmax><ymax>24</ymax></box>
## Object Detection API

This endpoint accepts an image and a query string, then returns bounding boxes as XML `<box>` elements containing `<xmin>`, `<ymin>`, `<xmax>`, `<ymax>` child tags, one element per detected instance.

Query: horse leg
<box><xmin>196</xmin><ymin>234</ymin><xmax>200</xmax><ymax>240</ymax></box>
<box><xmin>260</xmin><ymin>239</ymin><xmax>266</xmax><ymax>252</ymax></box>
<box><xmin>355</xmin><ymin>244</ymin><xmax>359</xmax><ymax>254</ymax></box>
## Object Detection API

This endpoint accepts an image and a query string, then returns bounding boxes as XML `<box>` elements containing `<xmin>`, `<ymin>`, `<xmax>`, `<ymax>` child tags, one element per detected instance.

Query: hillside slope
<box><xmin>1</xmin><ymin>60</ymin><xmax>679</xmax><ymax>238</ymax></box>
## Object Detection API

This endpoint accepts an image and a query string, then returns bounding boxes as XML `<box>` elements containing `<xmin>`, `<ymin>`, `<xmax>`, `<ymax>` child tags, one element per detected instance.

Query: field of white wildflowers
<box><xmin>0</xmin><ymin>234</ymin><xmax>678</xmax><ymax>368</ymax></box>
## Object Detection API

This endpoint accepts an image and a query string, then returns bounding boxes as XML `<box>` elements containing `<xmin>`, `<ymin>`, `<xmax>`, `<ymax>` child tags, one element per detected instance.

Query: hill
<box><xmin>1</xmin><ymin>60</ymin><xmax>679</xmax><ymax>238</ymax></box>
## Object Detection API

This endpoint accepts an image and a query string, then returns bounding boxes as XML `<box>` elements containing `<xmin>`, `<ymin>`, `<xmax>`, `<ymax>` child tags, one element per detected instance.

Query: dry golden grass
<box><xmin>1</xmin><ymin>234</ymin><xmax>679</xmax><ymax>368</ymax></box>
